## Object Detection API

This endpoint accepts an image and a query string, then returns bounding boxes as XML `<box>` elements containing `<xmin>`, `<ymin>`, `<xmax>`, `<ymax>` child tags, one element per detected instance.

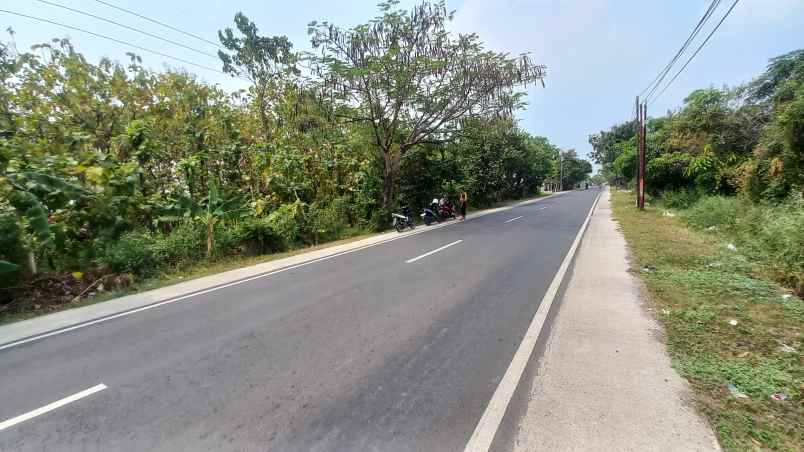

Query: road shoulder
<box><xmin>511</xmin><ymin>189</ymin><xmax>720</xmax><ymax>451</ymax></box>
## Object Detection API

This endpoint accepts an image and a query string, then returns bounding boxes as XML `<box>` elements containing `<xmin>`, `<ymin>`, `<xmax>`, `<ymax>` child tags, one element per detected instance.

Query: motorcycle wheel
<box><xmin>409</xmin><ymin>222</ymin><xmax>416</xmax><ymax>230</ymax></box>
<box><xmin>394</xmin><ymin>222</ymin><xmax>405</xmax><ymax>233</ymax></box>
<box><xmin>423</xmin><ymin>217</ymin><xmax>433</xmax><ymax>226</ymax></box>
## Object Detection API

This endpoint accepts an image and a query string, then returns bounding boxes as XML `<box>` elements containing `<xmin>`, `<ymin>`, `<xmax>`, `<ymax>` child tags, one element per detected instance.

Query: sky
<box><xmin>3</xmin><ymin>0</ymin><xmax>804</xmax><ymax>169</ymax></box>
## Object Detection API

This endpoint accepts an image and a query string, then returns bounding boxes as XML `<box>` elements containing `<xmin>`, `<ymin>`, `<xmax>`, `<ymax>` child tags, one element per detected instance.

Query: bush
<box><xmin>736</xmin><ymin>200</ymin><xmax>804</xmax><ymax>294</ymax></box>
<box><xmin>151</xmin><ymin>222</ymin><xmax>205</xmax><ymax>266</ymax></box>
<box><xmin>235</xmin><ymin>218</ymin><xmax>284</xmax><ymax>255</ymax></box>
<box><xmin>305</xmin><ymin>201</ymin><xmax>348</xmax><ymax>244</ymax></box>
<box><xmin>98</xmin><ymin>231</ymin><xmax>155</xmax><ymax>275</ymax></box>
<box><xmin>267</xmin><ymin>201</ymin><xmax>305</xmax><ymax>246</ymax></box>
<box><xmin>660</xmin><ymin>189</ymin><xmax>700</xmax><ymax>209</ymax></box>
<box><xmin>682</xmin><ymin>196</ymin><xmax>740</xmax><ymax>231</ymax></box>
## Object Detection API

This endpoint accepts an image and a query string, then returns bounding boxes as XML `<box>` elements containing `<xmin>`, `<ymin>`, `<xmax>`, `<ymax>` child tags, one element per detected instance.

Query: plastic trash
<box><xmin>727</xmin><ymin>243</ymin><xmax>737</xmax><ymax>251</ymax></box>
<box><xmin>727</xmin><ymin>384</ymin><xmax>748</xmax><ymax>399</ymax></box>
<box><xmin>661</xmin><ymin>309</ymin><xmax>671</xmax><ymax>316</ymax></box>
<box><xmin>729</xmin><ymin>319</ymin><xmax>738</xmax><ymax>326</ymax></box>
<box><xmin>662</xmin><ymin>211</ymin><xmax>676</xmax><ymax>217</ymax></box>
<box><xmin>771</xmin><ymin>392</ymin><xmax>789</xmax><ymax>401</ymax></box>
<box><xmin>706</xmin><ymin>226</ymin><xmax>718</xmax><ymax>231</ymax></box>
<box><xmin>781</xmin><ymin>294</ymin><xmax>793</xmax><ymax>300</ymax></box>
<box><xmin>641</xmin><ymin>265</ymin><xmax>657</xmax><ymax>274</ymax></box>
<box><xmin>779</xmin><ymin>343</ymin><xmax>796</xmax><ymax>353</ymax></box>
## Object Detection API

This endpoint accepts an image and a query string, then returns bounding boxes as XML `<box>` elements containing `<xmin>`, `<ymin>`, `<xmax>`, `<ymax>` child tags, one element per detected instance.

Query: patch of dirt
<box><xmin>0</xmin><ymin>270</ymin><xmax>133</xmax><ymax>317</ymax></box>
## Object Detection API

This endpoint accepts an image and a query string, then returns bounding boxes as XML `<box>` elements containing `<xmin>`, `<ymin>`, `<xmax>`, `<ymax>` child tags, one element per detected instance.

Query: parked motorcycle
<box><xmin>438</xmin><ymin>198</ymin><xmax>455</xmax><ymax>219</ymax></box>
<box><xmin>391</xmin><ymin>206</ymin><xmax>415</xmax><ymax>232</ymax></box>
<box><xmin>421</xmin><ymin>199</ymin><xmax>442</xmax><ymax>226</ymax></box>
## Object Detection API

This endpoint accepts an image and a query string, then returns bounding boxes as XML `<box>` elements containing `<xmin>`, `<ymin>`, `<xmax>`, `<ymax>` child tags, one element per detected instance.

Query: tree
<box><xmin>308</xmin><ymin>1</ymin><xmax>546</xmax><ymax>209</ymax></box>
<box><xmin>218</xmin><ymin>13</ymin><xmax>299</xmax><ymax>141</ymax></box>
<box><xmin>559</xmin><ymin>150</ymin><xmax>592</xmax><ymax>189</ymax></box>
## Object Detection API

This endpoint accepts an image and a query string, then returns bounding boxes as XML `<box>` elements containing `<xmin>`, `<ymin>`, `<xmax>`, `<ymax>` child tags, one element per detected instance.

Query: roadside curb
<box><xmin>464</xmin><ymin>189</ymin><xmax>601</xmax><ymax>452</ymax></box>
<box><xmin>0</xmin><ymin>192</ymin><xmax>560</xmax><ymax>351</ymax></box>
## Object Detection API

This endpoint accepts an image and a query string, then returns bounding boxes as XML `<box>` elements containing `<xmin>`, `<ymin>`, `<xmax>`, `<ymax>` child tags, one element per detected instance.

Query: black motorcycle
<box><xmin>391</xmin><ymin>207</ymin><xmax>415</xmax><ymax>232</ymax></box>
<box><xmin>420</xmin><ymin>202</ymin><xmax>441</xmax><ymax>226</ymax></box>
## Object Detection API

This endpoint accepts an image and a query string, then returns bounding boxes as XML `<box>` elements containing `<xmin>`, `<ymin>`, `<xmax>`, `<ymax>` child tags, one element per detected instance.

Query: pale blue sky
<box><xmin>3</xmin><ymin>0</ymin><xmax>803</xmax><ymax>165</ymax></box>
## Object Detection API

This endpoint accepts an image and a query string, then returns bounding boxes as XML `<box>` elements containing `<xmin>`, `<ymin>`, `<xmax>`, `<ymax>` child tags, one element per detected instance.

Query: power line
<box><xmin>35</xmin><ymin>0</ymin><xmax>218</xmax><ymax>59</ymax></box>
<box><xmin>92</xmin><ymin>0</ymin><xmax>224</xmax><ymax>51</ymax></box>
<box><xmin>640</xmin><ymin>0</ymin><xmax>721</xmax><ymax>100</ymax></box>
<box><xmin>0</xmin><ymin>9</ymin><xmax>229</xmax><ymax>77</ymax></box>
<box><xmin>649</xmin><ymin>0</ymin><xmax>740</xmax><ymax>106</ymax></box>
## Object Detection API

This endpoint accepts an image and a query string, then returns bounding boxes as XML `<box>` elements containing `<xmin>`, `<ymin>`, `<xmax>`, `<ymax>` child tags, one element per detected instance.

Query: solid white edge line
<box><xmin>0</xmin><ymin>383</ymin><xmax>107</xmax><ymax>431</ymax></box>
<box><xmin>463</xmin><ymin>192</ymin><xmax>601</xmax><ymax>452</ymax></box>
<box><xmin>504</xmin><ymin>216</ymin><xmax>523</xmax><ymax>223</ymax></box>
<box><xmin>0</xmin><ymin>193</ymin><xmax>561</xmax><ymax>352</ymax></box>
<box><xmin>405</xmin><ymin>240</ymin><xmax>463</xmax><ymax>264</ymax></box>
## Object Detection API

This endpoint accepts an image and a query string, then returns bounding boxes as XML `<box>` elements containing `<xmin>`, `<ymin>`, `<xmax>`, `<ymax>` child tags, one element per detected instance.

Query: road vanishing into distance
<box><xmin>0</xmin><ymin>189</ymin><xmax>600</xmax><ymax>452</ymax></box>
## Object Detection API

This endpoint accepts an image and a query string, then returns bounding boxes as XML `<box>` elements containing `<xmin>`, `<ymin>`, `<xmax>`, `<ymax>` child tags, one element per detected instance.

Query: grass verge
<box><xmin>610</xmin><ymin>189</ymin><xmax>803</xmax><ymax>451</ymax></box>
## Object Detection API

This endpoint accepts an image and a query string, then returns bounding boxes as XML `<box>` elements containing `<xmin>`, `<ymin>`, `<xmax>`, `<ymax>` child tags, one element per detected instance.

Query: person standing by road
<box><xmin>458</xmin><ymin>191</ymin><xmax>468</xmax><ymax>220</ymax></box>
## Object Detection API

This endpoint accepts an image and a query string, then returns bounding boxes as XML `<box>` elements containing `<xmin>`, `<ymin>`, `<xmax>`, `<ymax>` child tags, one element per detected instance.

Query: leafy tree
<box><xmin>218</xmin><ymin>13</ymin><xmax>299</xmax><ymax>141</ymax></box>
<box><xmin>308</xmin><ymin>1</ymin><xmax>546</xmax><ymax>208</ymax></box>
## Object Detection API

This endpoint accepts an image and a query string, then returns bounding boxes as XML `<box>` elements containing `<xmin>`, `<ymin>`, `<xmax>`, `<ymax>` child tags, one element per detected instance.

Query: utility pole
<box><xmin>559</xmin><ymin>151</ymin><xmax>563</xmax><ymax>192</ymax></box>
<box><xmin>634</xmin><ymin>96</ymin><xmax>640</xmax><ymax>207</ymax></box>
<box><xmin>638</xmin><ymin>103</ymin><xmax>647</xmax><ymax>209</ymax></box>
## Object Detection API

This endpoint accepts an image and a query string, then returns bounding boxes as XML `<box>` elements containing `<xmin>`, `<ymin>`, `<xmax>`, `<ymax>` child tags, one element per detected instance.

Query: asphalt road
<box><xmin>0</xmin><ymin>189</ymin><xmax>599</xmax><ymax>452</ymax></box>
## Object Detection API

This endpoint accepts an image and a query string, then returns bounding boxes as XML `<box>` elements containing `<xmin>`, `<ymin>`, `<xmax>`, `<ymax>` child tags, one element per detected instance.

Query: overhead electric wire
<box><xmin>649</xmin><ymin>0</ymin><xmax>740</xmax><ymax>106</ymax></box>
<box><xmin>639</xmin><ymin>0</ymin><xmax>721</xmax><ymax>100</ymax></box>
<box><xmin>92</xmin><ymin>0</ymin><xmax>224</xmax><ymax>50</ymax></box>
<box><xmin>35</xmin><ymin>0</ymin><xmax>218</xmax><ymax>59</ymax></box>
<box><xmin>0</xmin><ymin>9</ymin><xmax>230</xmax><ymax>77</ymax></box>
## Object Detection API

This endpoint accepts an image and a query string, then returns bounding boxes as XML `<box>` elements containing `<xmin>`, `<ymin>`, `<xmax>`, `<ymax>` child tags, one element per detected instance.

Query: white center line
<box><xmin>537</xmin><ymin>206</ymin><xmax>548</xmax><ymax>210</ymax></box>
<box><xmin>405</xmin><ymin>240</ymin><xmax>463</xmax><ymax>263</ymax></box>
<box><xmin>0</xmin><ymin>383</ymin><xmax>107</xmax><ymax>431</ymax></box>
<box><xmin>504</xmin><ymin>216</ymin><xmax>523</xmax><ymax>223</ymax></box>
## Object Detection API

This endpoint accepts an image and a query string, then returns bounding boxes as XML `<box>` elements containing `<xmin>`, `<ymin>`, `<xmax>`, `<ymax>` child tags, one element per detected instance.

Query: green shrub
<box><xmin>660</xmin><ymin>189</ymin><xmax>700</xmax><ymax>209</ymax></box>
<box><xmin>305</xmin><ymin>201</ymin><xmax>348</xmax><ymax>244</ymax></box>
<box><xmin>0</xmin><ymin>214</ymin><xmax>26</xmax><ymax>287</ymax></box>
<box><xmin>151</xmin><ymin>222</ymin><xmax>205</xmax><ymax>266</ymax></box>
<box><xmin>267</xmin><ymin>201</ymin><xmax>305</xmax><ymax>246</ymax></box>
<box><xmin>235</xmin><ymin>218</ymin><xmax>283</xmax><ymax>255</ymax></box>
<box><xmin>98</xmin><ymin>231</ymin><xmax>155</xmax><ymax>275</ymax></box>
<box><xmin>682</xmin><ymin>196</ymin><xmax>740</xmax><ymax>231</ymax></box>
<box><xmin>737</xmin><ymin>200</ymin><xmax>804</xmax><ymax>293</ymax></box>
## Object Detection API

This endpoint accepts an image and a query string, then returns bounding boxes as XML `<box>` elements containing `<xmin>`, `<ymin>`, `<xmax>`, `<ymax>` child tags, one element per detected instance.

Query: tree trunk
<box><xmin>206</xmin><ymin>221</ymin><xmax>214</xmax><ymax>258</ymax></box>
<box><xmin>25</xmin><ymin>249</ymin><xmax>37</xmax><ymax>276</ymax></box>
<box><xmin>381</xmin><ymin>146</ymin><xmax>403</xmax><ymax>210</ymax></box>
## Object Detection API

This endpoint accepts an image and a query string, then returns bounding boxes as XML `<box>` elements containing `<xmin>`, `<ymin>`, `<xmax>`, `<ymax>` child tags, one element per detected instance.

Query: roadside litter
<box><xmin>726</xmin><ymin>243</ymin><xmax>737</xmax><ymax>251</ymax></box>
<box><xmin>641</xmin><ymin>265</ymin><xmax>657</xmax><ymax>274</ymax></box>
<box><xmin>727</xmin><ymin>384</ymin><xmax>748</xmax><ymax>399</ymax></box>
<box><xmin>771</xmin><ymin>393</ymin><xmax>789</xmax><ymax>401</ymax></box>
<box><xmin>728</xmin><ymin>319</ymin><xmax>738</xmax><ymax>326</ymax></box>
<box><xmin>662</xmin><ymin>211</ymin><xmax>676</xmax><ymax>217</ymax></box>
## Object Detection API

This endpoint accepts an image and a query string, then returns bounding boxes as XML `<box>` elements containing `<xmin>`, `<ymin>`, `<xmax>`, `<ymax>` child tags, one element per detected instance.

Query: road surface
<box><xmin>0</xmin><ymin>189</ymin><xmax>599</xmax><ymax>452</ymax></box>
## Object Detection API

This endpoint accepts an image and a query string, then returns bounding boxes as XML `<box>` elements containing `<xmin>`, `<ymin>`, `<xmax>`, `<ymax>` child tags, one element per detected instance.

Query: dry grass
<box><xmin>611</xmin><ymin>189</ymin><xmax>803</xmax><ymax>451</ymax></box>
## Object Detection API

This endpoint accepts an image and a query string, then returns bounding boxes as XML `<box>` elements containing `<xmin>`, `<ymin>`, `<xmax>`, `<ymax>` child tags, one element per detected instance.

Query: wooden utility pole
<box><xmin>634</xmin><ymin>96</ymin><xmax>641</xmax><ymax>207</ymax></box>
<box><xmin>638</xmin><ymin>103</ymin><xmax>647</xmax><ymax>209</ymax></box>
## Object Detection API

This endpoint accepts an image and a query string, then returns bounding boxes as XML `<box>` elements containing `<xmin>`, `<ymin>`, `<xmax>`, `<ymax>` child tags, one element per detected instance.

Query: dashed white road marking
<box><xmin>0</xmin><ymin>383</ymin><xmax>107</xmax><ymax>431</ymax></box>
<box><xmin>504</xmin><ymin>216</ymin><xmax>523</xmax><ymax>223</ymax></box>
<box><xmin>405</xmin><ymin>240</ymin><xmax>463</xmax><ymax>264</ymax></box>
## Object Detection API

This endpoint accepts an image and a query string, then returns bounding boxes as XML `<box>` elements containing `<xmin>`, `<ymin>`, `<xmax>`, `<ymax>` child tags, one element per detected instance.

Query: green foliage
<box><xmin>659</xmin><ymin>189</ymin><xmax>700</xmax><ymax>209</ymax></box>
<box><xmin>98</xmin><ymin>231</ymin><xmax>154</xmax><ymax>275</ymax></box>
<box><xmin>681</xmin><ymin>196</ymin><xmax>740</xmax><ymax>231</ymax></box>
<box><xmin>150</xmin><ymin>222</ymin><xmax>206</xmax><ymax>267</ymax></box>
<box><xmin>267</xmin><ymin>201</ymin><xmax>305</xmax><ymax>246</ymax></box>
<box><xmin>593</xmin><ymin>49</ymin><xmax>804</xmax><ymax>201</ymax></box>
<box><xmin>235</xmin><ymin>217</ymin><xmax>283</xmax><ymax>254</ymax></box>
